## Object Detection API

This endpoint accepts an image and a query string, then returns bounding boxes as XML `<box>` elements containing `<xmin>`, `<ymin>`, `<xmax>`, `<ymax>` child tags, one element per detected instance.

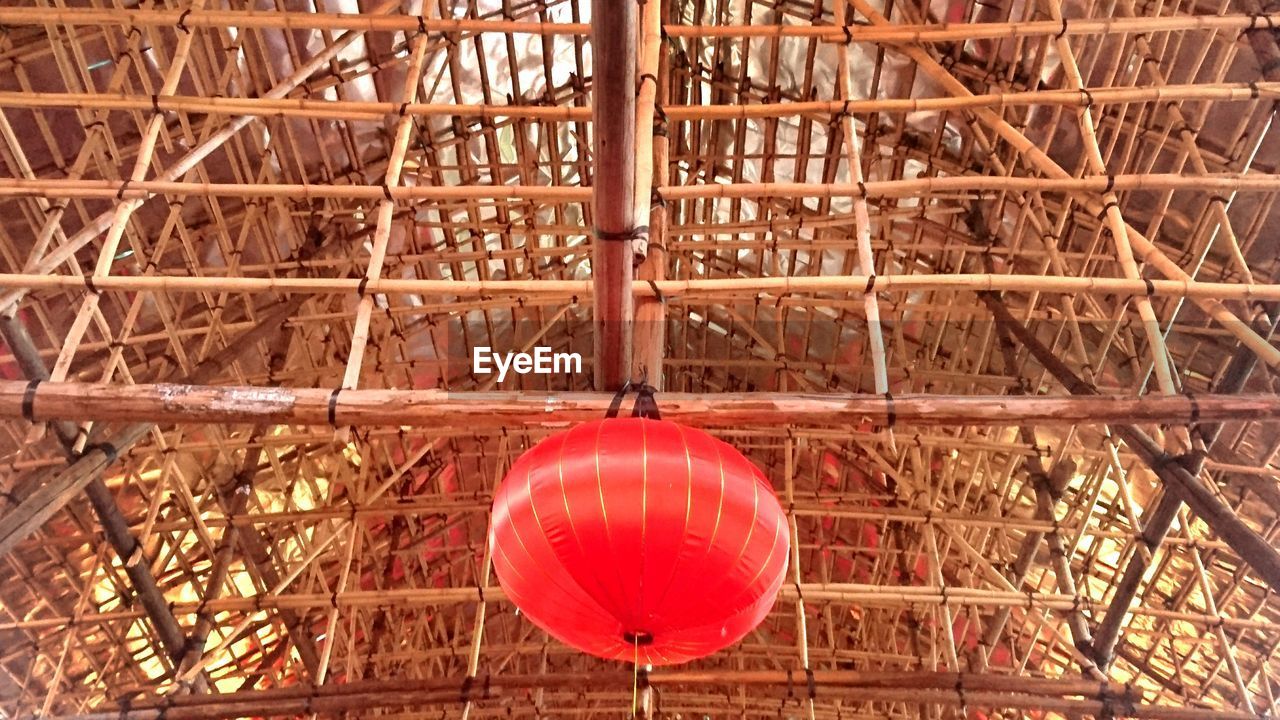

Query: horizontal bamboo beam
<box><xmin>0</xmin><ymin>82</ymin><xmax>1272</xmax><ymax>121</ymax></box>
<box><xmin>1</xmin><ymin>173</ymin><xmax>1277</xmax><ymax>203</ymax></box>
<box><xmin>5</xmin><ymin>583</ymin><xmax>1267</xmax><ymax>634</ymax></box>
<box><xmin>3</xmin><ymin>382</ymin><xmax>1278</xmax><ymax>427</ymax></box>
<box><xmin>2</xmin><ymin>273</ymin><xmax>1280</xmax><ymax>303</ymax></box>
<box><xmin>0</xmin><ymin>6</ymin><xmax>1274</xmax><ymax>42</ymax></box>
<box><xmin>42</xmin><ymin>668</ymin><xmax>1264</xmax><ymax>720</ymax></box>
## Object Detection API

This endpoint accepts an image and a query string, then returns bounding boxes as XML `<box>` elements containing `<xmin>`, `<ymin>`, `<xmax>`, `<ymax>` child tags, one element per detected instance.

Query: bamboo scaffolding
<box><xmin>1</xmin><ymin>0</ymin><xmax>1278</xmax><ymax>713</ymax></box>
<box><xmin>0</xmin><ymin>2</ymin><xmax>400</xmax><ymax>315</ymax></box>
<box><xmin>1</xmin><ymin>6</ymin><xmax>1276</xmax><ymax>42</ymax></box>
<box><xmin>3</xmin><ymin>82</ymin><xmax>1272</xmax><ymax>121</ymax></box>
<box><xmin>980</xmin><ymin>292</ymin><xmax>1280</xmax><ymax>591</ymax></box>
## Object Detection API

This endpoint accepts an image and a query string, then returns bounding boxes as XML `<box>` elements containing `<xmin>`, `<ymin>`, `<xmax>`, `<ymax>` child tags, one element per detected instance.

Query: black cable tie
<box><xmin>115</xmin><ymin>179</ymin><xmax>132</xmax><ymax>201</ymax></box>
<box><xmin>1143</xmin><ymin>278</ymin><xmax>1156</xmax><ymax>296</ymax></box>
<box><xmin>381</xmin><ymin>184</ymin><xmax>394</xmax><ymax>202</ymax></box>
<box><xmin>1096</xmin><ymin>200</ymin><xmax>1119</xmax><ymax>219</ymax></box>
<box><xmin>460</xmin><ymin>675</ymin><xmax>474</xmax><ymax>703</ymax></box>
<box><xmin>417</xmin><ymin>15</ymin><xmax>429</xmax><ymax>35</ymax></box>
<box><xmin>176</xmin><ymin>7</ymin><xmax>193</xmax><ymax>33</ymax></box>
<box><xmin>841</xmin><ymin>24</ymin><xmax>853</xmax><ymax>44</ymax></box>
<box><xmin>85</xmin><ymin>442</ymin><xmax>119</xmax><ymax>465</ymax></box>
<box><xmin>805</xmin><ymin>668</ymin><xmax>816</xmax><ymax>699</ymax></box>
<box><xmin>327</xmin><ymin>388</ymin><xmax>342</xmax><ymax>427</ymax></box>
<box><xmin>1103</xmin><ymin>174</ymin><xmax>1115</xmax><ymax>194</ymax></box>
<box><xmin>884</xmin><ymin>392</ymin><xmax>896</xmax><ymax>427</ymax></box>
<box><xmin>21</xmin><ymin>379</ymin><xmax>40</xmax><ymax>422</ymax></box>
<box><xmin>647</xmin><ymin>279</ymin><xmax>666</xmax><ymax>303</ymax></box>
<box><xmin>598</xmin><ymin>225</ymin><xmax>649</xmax><ymax>243</ymax></box>
<box><xmin>151</xmin><ymin>93</ymin><xmax>161</xmax><ymax>115</ymax></box>
<box><xmin>786</xmin><ymin>669</ymin><xmax>794</xmax><ymax>698</ymax></box>
<box><xmin>1184</xmin><ymin>391</ymin><xmax>1200</xmax><ymax>424</ymax></box>
<box><xmin>864</xmin><ymin>274</ymin><xmax>876</xmax><ymax>294</ymax></box>
<box><xmin>639</xmin><ymin>72</ymin><xmax>658</xmax><ymax>88</ymax></box>
<box><xmin>357</xmin><ymin>277</ymin><xmax>370</xmax><ymax>297</ymax></box>
<box><xmin>82</xmin><ymin>119</ymin><xmax>106</xmax><ymax>132</ymax></box>
<box><xmin>1080</xmin><ymin>87</ymin><xmax>1095</xmax><ymax>109</ymax></box>
<box><xmin>1055</xmin><ymin>17</ymin><xmax>1069</xmax><ymax>39</ymax></box>
<box><xmin>605</xmin><ymin>380</ymin><xmax>634</xmax><ymax>419</ymax></box>
<box><xmin>84</xmin><ymin>275</ymin><xmax>100</xmax><ymax>294</ymax></box>
<box><xmin>1248</xmin><ymin>80</ymin><xmax>1261</xmax><ymax>100</ymax></box>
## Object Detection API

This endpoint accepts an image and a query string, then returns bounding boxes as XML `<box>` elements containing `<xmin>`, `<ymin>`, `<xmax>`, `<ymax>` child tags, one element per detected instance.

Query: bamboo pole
<box><xmin>459</xmin><ymin>436</ymin><xmax>505</xmax><ymax>720</ymax></box>
<box><xmin>630</xmin><ymin>0</ymin><xmax>666</xmax><ymax>388</ymax></box>
<box><xmin>35</xmin><ymin>670</ymin><xmax>1270</xmax><ymax>720</ymax></box>
<box><xmin>0</xmin><ymin>82</ymin><xmax>1274</xmax><ymax>121</ymax></box>
<box><xmin>337</xmin><ymin>34</ymin><xmax>430</xmax><ymax>417</ymax></box>
<box><xmin>3</xmin><ymin>271</ymin><xmax>1280</xmax><ymax>302</ymax></box>
<box><xmin>834</xmin><ymin>3</ymin><xmax>889</xmax><ymax>396</ymax></box>
<box><xmin>4</xmin><ymin>581</ymin><xmax>1266</xmax><ymax>635</ymax></box>
<box><xmin>783</xmin><ymin>438</ymin><xmax>816</xmax><ymax>720</ymax></box>
<box><xmin>590</xmin><ymin>0</ymin><xmax>638</xmax><ymax>391</ymax></box>
<box><xmin>0</xmin><ymin>6</ymin><xmax>1275</xmax><ymax>42</ymax></box>
<box><xmin>3</xmin><ymin>382</ymin><xmax>1280</xmax><ymax>428</ymax></box>
<box><xmin>2</xmin><ymin>172</ymin><xmax>1279</xmax><ymax>203</ymax></box>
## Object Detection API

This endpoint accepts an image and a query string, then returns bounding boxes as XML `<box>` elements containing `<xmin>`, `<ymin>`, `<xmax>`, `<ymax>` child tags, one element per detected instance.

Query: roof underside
<box><xmin>0</xmin><ymin>0</ymin><xmax>1278</xmax><ymax>718</ymax></box>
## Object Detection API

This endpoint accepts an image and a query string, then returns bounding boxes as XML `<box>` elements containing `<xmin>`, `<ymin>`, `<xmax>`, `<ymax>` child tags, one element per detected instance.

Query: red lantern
<box><xmin>490</xmin><ymin>418</ymin><xmax>789</xmax><ymax>666</ymax></box>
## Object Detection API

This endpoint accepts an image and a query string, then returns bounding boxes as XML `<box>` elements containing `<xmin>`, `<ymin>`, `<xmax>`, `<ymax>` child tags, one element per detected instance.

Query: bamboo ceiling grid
<box><xmin>0</xmin><ymin>0</ymin><xmax>1278</xmax><ymax>718</ymax></box>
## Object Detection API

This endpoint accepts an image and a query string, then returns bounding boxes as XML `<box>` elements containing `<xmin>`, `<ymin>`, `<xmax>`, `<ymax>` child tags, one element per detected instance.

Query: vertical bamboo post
<box><xmin>834</xmin><ymin>0</ymin><xmax>888</xmax><ymax>395</ymax></box>
<box><xmin>460</xmin><ymin>435</ymin><xmax>505</xmax><ymax>720</ymax></box>
<box><xmin>338</xmin><ymin>34</ymin><xmax>430</xmax><ymax>426</ymax></box>
<box><xmin>784</xmin><ymin>437</ymin><xmax>816</xmax><ymax>720</ymax></box>
<box><xmin>590</xmin><ymin>0</ymin><xmax>637</xmax><ymax>391</ymax></box>
<box><xmin>631</xmin><ymin>0</ymin><xmax>666</xmax><ymax>388</ymax></box>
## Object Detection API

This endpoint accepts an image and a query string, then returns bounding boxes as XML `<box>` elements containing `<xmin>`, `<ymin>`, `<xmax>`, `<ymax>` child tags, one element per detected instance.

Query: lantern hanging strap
<box><xmin>605</xmin><ymin>379</ymin><xmax>662</xmax><ymax>420</ymax></box>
